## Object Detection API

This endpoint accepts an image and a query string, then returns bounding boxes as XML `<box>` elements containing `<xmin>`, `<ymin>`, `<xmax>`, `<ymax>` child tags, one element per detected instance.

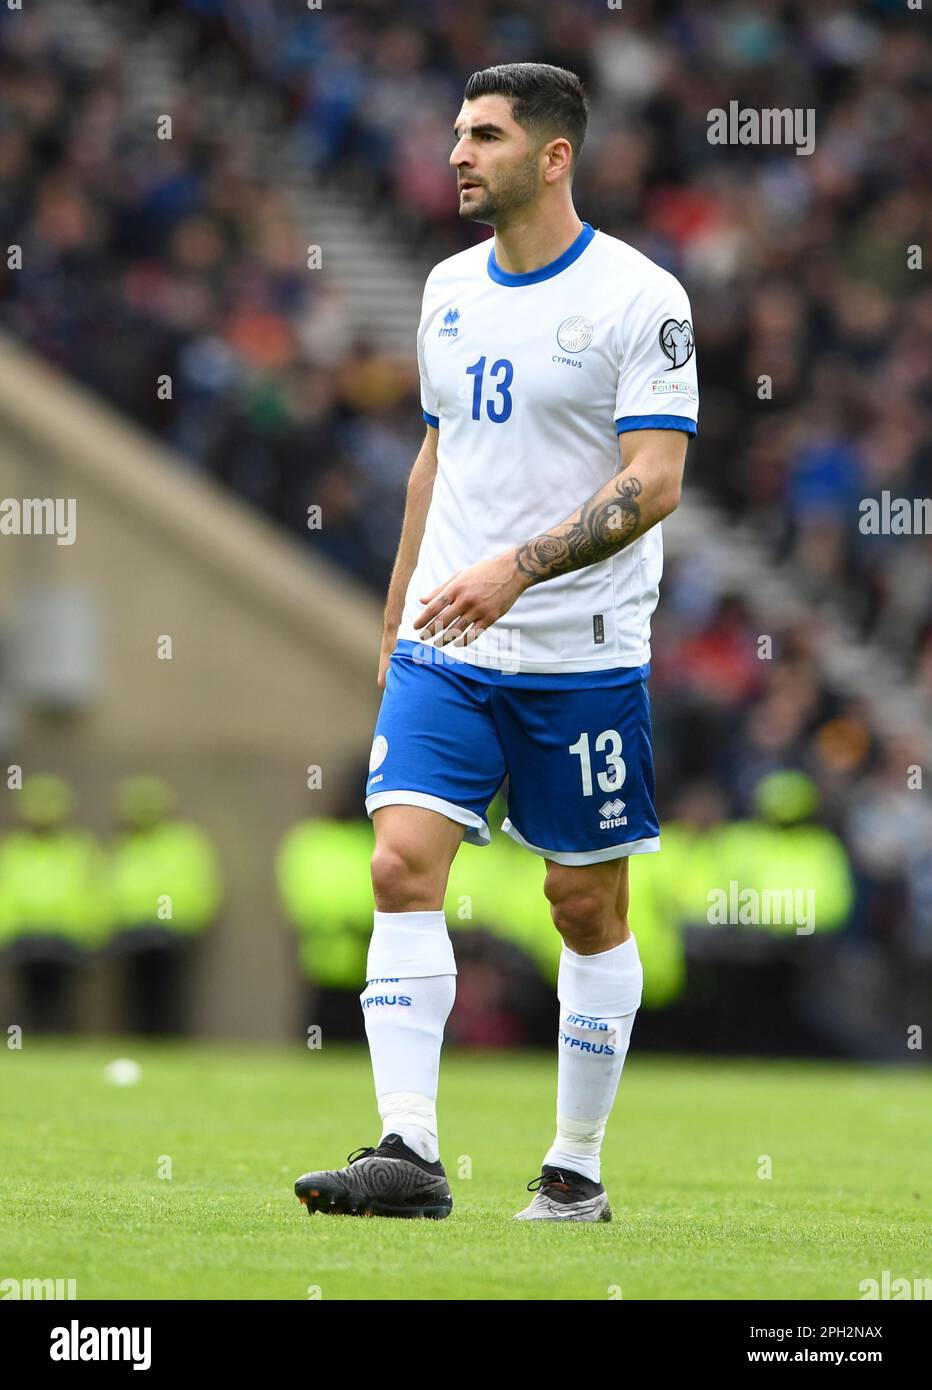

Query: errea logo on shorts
<box><xmin>598</xmin><ymin>798</ymin><xmax>627</xmax><ymax>829</ymax></box>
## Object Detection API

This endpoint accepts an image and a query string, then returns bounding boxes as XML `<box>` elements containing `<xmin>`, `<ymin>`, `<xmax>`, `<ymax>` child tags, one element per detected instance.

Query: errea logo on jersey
<box><xmin>439</xmin><ymin>308</ymin><xmax>460</xmax><ymax>338</ymax></box>
<box><xmin>599</xmin><ymin>798</ymin><xmax>627</xmax><ymax>829</ymax></box>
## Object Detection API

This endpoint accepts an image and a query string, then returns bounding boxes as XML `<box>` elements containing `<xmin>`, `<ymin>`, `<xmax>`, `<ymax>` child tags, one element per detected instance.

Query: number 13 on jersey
<box><xmin>466</xmin><ymin>356</ymin><xmax>514</xmax><ymax>423</ymax></box>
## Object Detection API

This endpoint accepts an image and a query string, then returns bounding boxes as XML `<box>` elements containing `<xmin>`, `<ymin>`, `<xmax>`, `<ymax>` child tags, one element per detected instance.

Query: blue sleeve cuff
<box><xmin>422</xmin><ymin>409</ymin><xmax>440</xmax><ymax>428</ymax></box>
<box><xmin>615</xmin><ymin>414</ymin><xmax>697</xmax><ymax>436</ymax></box>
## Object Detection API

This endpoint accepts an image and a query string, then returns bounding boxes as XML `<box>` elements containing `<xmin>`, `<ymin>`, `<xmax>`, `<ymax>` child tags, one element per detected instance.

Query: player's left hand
<box><xmin>415</xmin><ymin>552</ymin><xmax>530</xmax><ymax>646</ymax></box>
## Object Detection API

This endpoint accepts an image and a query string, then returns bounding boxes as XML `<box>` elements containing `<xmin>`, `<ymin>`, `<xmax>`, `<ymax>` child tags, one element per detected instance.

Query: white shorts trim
<box><xmin>502</xmin><ymin>816</ymin><xmax>660</xmax><ymax>865</ymax></box>
<box><xmin>366</xmin><ymin>790</ymin><xmax>490</xmax><ymax>846</ymax></box>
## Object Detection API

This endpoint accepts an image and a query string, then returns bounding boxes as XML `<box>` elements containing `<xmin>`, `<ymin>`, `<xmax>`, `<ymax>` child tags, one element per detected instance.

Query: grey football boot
<box><xmin>513</xmin><ymin>1165</ymin><xmax>612</xmax><ymax>1222</ymax></box>
<box><xmin>295</xmin><ymin>1132</ymin><xmax>452</xmax><ymax>1219</ymax></box>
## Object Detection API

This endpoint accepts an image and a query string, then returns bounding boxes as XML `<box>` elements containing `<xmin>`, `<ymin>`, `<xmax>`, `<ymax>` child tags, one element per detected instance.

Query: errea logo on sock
<box><xmin>561</xmin><ymin>1013</ymin><xmax>618</xmax><ymax>1055</ymax></box>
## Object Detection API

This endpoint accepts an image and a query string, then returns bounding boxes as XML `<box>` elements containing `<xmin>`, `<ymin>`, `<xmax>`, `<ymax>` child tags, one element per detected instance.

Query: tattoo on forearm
<box><xmin>515</xmin><ymin>474</ymin><xmax>644</xmax><ymax>583</ymax></box>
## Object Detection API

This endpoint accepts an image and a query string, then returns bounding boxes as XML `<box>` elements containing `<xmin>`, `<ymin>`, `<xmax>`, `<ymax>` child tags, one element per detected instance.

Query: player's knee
<box><xmin>369</xmin><ymin>842</ymin><xmax>433</xmax><ymax>911</ymax></box>
<box><xmin>547</xmin><ymin>891</ymin><xmax>611</xmax><ymax>948</ymax></box>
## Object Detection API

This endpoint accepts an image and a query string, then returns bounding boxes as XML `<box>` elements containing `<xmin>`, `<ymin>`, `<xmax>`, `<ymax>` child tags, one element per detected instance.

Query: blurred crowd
<box><xmin>649</xmin><ymin>580</ymin><xmax>932</xmax><ymax>960</ymax></box>
<box><xmin>1</xmin><ymin>0</ymin><xmax>931</xmax><ymax>968</ymax></box>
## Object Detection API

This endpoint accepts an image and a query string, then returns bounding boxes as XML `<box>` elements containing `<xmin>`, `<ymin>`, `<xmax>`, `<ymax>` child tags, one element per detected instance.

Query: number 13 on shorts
<box><xmin>568</xmin><ymin>729</ymin><xmax>626</xmax><ymax>796</ymax></box>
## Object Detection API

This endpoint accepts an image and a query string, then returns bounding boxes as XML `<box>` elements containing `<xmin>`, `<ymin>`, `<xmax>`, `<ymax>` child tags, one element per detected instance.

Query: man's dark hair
<box><xmin>463</xmin><ymin>63</ymin><xmax>589</xmax><ymax>173</ymax></box>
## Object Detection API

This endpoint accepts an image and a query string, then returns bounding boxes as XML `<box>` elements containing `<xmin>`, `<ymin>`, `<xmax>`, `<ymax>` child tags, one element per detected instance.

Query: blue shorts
<box><xmin>365</xmin><ymin>640</ymin><xmax>660</xmax><ymax>865</ymax></box>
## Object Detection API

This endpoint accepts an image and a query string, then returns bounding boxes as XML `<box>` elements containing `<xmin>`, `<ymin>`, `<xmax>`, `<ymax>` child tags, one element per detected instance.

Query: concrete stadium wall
<box><xmin>0</xmin><ymin>334</ymin><xmax>385</xmax><ymax>1039</ymax></box>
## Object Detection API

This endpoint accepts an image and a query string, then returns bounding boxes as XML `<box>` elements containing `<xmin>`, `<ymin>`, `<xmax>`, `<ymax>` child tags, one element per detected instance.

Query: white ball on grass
<box><xmin>104</xmin><ymin>1058</ymin><xmax>142</xmax><ymax>1086</ymax></box>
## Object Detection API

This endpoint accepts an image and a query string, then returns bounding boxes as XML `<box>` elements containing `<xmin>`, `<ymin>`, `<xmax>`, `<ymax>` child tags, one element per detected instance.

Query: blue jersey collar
<box><xmin>487</xmin><ymin>221</ymin><xmax>596</xmax><ymax>287</ymax></box>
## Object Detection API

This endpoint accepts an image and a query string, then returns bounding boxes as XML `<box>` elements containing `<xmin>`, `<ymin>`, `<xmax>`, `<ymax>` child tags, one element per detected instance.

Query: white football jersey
<box><xmin>396</xmin><ymin>222</ymin><xmax>698</xmax><ymax>680</ymax></box>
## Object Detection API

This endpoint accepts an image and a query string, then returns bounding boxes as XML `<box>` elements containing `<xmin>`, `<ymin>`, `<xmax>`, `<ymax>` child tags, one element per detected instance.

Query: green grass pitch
<box><xmin>1</xmin><ymin>1040</ymin><xmax>929</xmax><ymax>1300</ymax></box>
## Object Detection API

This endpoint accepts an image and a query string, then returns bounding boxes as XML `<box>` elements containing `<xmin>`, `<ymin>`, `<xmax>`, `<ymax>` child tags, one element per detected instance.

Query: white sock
<box><xmin>361</xmin><ymin>910</ymin><xmax>457</xmax><ymax>1164</ymax></box>
<box><xmin>543</xmin><ymin>935</ymin><xmax>643</xmax><ymax>1184</ymax></box>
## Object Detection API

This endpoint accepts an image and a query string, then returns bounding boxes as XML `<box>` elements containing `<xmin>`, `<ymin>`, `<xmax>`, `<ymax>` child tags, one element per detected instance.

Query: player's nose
<box><xmin>449</xmin><ymin>139</ymin><xmax>471</xmax><ymax>170</ymax></box>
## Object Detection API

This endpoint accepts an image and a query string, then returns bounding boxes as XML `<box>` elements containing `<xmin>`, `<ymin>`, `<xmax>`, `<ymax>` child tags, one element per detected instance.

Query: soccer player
<box><xmin>295</xmin><ymin>62</ymin><xmax>698</xmax><ymax>1222</ymax></box>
